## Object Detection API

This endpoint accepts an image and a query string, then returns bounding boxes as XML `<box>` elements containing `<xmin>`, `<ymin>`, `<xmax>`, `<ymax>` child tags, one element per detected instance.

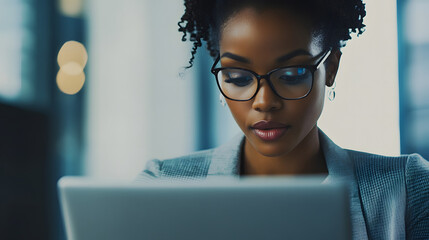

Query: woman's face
<box><xmin>219</xmin><ymin>7</ymin><xmax>339</xmax><ymax>157</ymax></box>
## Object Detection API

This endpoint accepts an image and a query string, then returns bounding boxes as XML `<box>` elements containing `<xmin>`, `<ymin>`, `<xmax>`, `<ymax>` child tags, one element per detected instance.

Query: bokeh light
<box><xmin>57</xmin><ymin>40</ymin><xmax>88</xmax><ymax>95</ymax></box>
<box><xmin>56</xmin><ymin>69</ymin><xmax>85</xmax><ymax>95</ymax></box>
<box><xmin>57</xmin><ymin>40</ymin><xmax>88</xmax><ymax>68</ymax></box>
<box><xmin>58</xmin><ymin>0</ymin><xmax>84</xmax><ymax>18</ymax></box>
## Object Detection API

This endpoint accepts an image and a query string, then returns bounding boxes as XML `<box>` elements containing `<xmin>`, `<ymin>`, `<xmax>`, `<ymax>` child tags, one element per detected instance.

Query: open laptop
<box><xmin>58</xmin><ymin>176</ymin><xmax>351</xmax><ymax>240</ymax></box>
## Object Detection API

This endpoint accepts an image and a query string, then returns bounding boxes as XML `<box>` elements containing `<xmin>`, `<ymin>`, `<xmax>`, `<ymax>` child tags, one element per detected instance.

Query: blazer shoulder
<box><xmin>348</xmin><ymin>150</ymin><xmax>427</xmax><ymax>177</ymax></box>
<box><xmin>348</xmin><ymin>149</ymin><xmax>409</xmax><ymax>200</ymax></box>
<box><xmin>135</xmin><ymin>148</ymin><xmax>214</xmax><ymax>182</ymax></box>
<box><xmin>349</xmin><ymin>150</ymin><xmax>429</xmax><ymax>238</ymax></box>
<box><xmin>404</xmin><ymin>153</ymin><xmax>429</xmax><ymax>238</ymax></box>
<box><xmin>347</xmin><ymin>149</ymin><xmax>409</xmax><ymax>173</ymax></box>
<box><xmin>347</xmin><ymin>150</ymin><xmax>423</xmax><ymax>192</ymax></box>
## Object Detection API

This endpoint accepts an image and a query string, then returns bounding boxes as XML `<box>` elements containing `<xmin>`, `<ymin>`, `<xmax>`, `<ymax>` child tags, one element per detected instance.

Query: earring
<box><xmin>328</xmin><ymin>82</ymin><xmax>336</xmax><ymax>101</ymax></box>
<box><xmin>219</xmin><ymin>93</ymin><xmax>226</xmax><ymax>107</ymax></box>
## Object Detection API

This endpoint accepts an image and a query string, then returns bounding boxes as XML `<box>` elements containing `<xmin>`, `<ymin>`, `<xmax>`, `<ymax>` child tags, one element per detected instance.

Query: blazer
<box><xmin>136</xmin><ymin>128</ymin><xmax>429</xmax><ymax>239</ymax></box>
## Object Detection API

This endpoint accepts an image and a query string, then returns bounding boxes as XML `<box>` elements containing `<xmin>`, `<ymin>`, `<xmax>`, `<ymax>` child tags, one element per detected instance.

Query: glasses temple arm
<box><xmin>211</xmin><ymin>55</ymin><xmax>221</xmax><ymax>72</ymax></box>
<box><xmin>315</xmin><ymin>48</ymin><xmax>332</xmax><ymax>70</ymax></box>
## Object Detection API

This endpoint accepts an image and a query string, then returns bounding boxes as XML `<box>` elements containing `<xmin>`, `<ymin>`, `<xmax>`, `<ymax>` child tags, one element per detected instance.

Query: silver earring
<box><xmin>219</xmin><ymin>93</ymin><xmax>226</xmax><ymax>107</ymax></box>
<box><xmin>328</xmin><ymin>82</ymin><xmax>336</xmax><ymax>101</ymax></box>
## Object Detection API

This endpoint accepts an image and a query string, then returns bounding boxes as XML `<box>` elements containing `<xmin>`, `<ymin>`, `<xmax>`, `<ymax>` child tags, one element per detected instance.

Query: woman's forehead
<box><xmin>219</xmin><ymin>7</ymin><xmax>322</xmax><ymax>56</ymax></box>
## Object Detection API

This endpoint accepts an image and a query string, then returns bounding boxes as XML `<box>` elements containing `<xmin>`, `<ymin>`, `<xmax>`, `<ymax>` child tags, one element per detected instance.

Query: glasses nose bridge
<box><xmin>254</xmin><ymin>72</ymin><xmax>279</xmax><ymax>97</ymax></box>
<box><xmin>255</xmin><ymin>73</ymin><xmax>272</xmax><ymax>86</ymax></box>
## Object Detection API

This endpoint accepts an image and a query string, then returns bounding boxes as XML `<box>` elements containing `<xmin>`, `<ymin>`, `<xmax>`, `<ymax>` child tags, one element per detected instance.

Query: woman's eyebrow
<box><xmin>220</xmin><ymin>52</ymin><xmax>250</xmax><ymax>63</ymax></box>
<box><xmin>220</xmin><ymin>49</ymin><xmax>312</xmax><ymax>64</ymax></box>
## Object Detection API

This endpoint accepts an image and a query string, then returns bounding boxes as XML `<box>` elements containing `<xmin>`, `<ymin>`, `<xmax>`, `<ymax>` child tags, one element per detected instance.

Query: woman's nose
<box><xmin>251</xmin><ymin>79</ymin><xmax>283</xmax><ymax>112</ymax></box>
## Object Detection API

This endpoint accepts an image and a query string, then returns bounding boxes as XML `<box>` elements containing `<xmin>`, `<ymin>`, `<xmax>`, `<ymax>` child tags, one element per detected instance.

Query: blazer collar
<box><xmin>207</xmin><ymin>128</ymin><xmax>354</xmax><ymax>182</ymax></box>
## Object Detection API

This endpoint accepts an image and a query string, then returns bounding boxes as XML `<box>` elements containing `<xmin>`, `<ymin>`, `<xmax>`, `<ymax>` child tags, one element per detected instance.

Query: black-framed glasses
<box><xmin>210</xmin><ymin>48</ymin><xmax>332</xmax><ymax>101</ymax></box>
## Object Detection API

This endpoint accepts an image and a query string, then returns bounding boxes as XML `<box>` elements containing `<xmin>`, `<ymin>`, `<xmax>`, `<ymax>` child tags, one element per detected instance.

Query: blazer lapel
<box><xmin>319</xmin><ymin>129</ymin><xmax>354</xmax><ymax>182</ymax></box>
<box><xmin>319</xmin><ymin>129</ymin><xmax>369</xmax><ymax>239</ymax></box>
<box><xmin>206</xmin><ymin>132</ymin><xmax>245</xmax><ymax>178</ymax></box>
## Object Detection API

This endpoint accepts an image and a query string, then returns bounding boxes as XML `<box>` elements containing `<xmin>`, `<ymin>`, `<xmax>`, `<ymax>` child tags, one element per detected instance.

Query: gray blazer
<box><xmin>136</xmin><ymin>128</ymin><xmax>429</xmax><ymax>239</ymax></box>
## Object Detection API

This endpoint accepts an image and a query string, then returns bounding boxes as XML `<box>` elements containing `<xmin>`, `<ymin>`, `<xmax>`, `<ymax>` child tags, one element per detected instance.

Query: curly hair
<box><xmin>178</xmin><ymin>0</ymin><xmax>366</xmax><ymax>69</ymax></box>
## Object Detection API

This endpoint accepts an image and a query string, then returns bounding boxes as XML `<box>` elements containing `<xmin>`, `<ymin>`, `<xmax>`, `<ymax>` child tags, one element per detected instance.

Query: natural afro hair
<box><xmin>178</xmin><ymin>0</ymin><xmax>366</xmax><ymax>68</ymax></box>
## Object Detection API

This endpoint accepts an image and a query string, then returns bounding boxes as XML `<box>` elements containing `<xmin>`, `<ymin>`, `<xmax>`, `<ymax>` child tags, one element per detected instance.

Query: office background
<box><xmin>0</xmin><ymin>0</ymin><xmax>427</xmax><ymax>239</ymax></box>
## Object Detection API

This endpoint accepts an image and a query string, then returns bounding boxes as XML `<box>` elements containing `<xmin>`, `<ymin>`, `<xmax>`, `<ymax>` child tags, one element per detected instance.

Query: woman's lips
<box><xmin>250</xmin><ymin>120</ymin><xmax>290</xmax><ymax>141</ymax></box>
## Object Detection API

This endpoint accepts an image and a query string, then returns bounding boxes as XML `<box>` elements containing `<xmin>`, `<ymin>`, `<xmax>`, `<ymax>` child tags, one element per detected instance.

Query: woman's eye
<box><xmin>224</xmin><ymin>76</ymin><xmax>253</xmax><ymax>87</ymax></box>
<box><xmin>279</xmin><ymin>76</ymin><xmax>302</xmax><ymax>85</ymax></box>
<box><xmin>279</xmin><ymin>74</ymin><xmax>305</xmax><ymax>82</ymax></box>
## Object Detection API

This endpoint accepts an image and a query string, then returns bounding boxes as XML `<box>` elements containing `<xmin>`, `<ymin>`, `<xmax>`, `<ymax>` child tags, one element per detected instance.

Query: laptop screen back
<box><xmin>58</xmin><ymin>176</ymin><xmax>351</xmax><ymax>240</ymax></box>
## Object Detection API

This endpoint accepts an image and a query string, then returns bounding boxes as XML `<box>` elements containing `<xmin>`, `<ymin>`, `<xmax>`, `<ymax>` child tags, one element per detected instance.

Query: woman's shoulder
<box><xmin>135</xmin><ymin>148</ymin><xmax>215</xmax><ymax>181</ymax></box>
<box><xmin>347</xmin><ymin>150</ymin><xmax>429</xmax><ymax>237</ymax></box>
<box><xmin>346</xmin><ymin>149</ymin><xmax>427</xmax><ymax>170</ymax></box>
<box><xmin>346</xmin><ymin>149</ymin><xmax>428</xmax><ymax>184</ymax></box>
<box><xmin>135</xmin><ymin>133</ymin><xmax>245</xmax><ymax>182</ymax></box>
<box><xmin>401</xmin><ymin>153</ymin><xmax>429</xmax><ymax>237</ymax></box>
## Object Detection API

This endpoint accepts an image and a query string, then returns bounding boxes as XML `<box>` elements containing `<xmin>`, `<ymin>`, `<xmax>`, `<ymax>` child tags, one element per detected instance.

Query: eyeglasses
<box><xmin>210</xmin><ymin>48</ymin><xmax>332</xmax><ymax>101</ymax></box>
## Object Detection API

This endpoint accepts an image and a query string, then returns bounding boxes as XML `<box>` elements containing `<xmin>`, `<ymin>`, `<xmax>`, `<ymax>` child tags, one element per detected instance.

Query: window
<box><xmin>0</xmin><ymin>0</ymin><xmax>36</xmax><ymax>105</ymax></box>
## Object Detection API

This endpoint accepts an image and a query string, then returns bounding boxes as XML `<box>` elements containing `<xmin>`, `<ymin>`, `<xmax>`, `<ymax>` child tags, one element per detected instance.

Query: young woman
<box><xmin>137</xmin><ymin>0</ymin><xmax>429</xmax><ymax>238</ymax></box>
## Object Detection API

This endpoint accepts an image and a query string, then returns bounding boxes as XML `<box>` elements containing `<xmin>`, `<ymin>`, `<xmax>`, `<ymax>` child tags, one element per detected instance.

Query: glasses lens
<box><xmin>217</xmin><ymin>69</ymin><xmax>257</xmax><ymax>100</ymax></box>
<box><xmin>270</xmin><ymin>67</ymin><xmax>313</xmax><ymax>99</ymax></box>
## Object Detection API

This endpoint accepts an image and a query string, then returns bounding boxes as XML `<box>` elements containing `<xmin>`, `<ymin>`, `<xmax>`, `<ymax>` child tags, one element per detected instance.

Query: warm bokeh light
<box><xmin>57</xmin><ymin>40</ymin><xmax>87</xmax><ymax>95</ymax></box>
<box><xmin>58</xmin><ymin>0</ymin><xmax>84</xmax><ymax>18</ymax></box>
<box><xmin>57</xmin><ymin>40</ymin><xmax>88</xmax><ymax>68</ymax></box>
<box><xmin>56</xmin><ymin>69</ymin><xmax>85</xmax><ymax>95</ymax></box>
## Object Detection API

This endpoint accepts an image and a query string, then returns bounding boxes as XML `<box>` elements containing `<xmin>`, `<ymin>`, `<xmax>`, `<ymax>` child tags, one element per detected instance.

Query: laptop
<box><xmin>58</xmin><ymin>176</ymin><xmax>351</xmax><ymax>240</ymax></box>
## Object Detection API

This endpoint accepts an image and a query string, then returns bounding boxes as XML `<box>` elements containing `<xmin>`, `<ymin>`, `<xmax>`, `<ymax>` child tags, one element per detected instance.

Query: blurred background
<box><xmin>0</xmin><ymin>0</ymin><xmax>428</xmax><ymax>239</ymax></box>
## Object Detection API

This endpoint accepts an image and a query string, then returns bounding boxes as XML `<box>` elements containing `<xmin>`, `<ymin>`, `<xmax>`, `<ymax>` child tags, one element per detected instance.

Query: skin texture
<box><xmin>218</xmin><ymin>7</ymin><xmax>342</xmax><ymax>175</ymax></box>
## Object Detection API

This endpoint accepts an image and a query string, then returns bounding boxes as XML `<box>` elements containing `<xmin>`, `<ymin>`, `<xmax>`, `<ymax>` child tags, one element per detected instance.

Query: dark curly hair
<box><xmin>178</xmin><ymin>0</ymin><xmax>366</xmax><ymax>69</ymax></box>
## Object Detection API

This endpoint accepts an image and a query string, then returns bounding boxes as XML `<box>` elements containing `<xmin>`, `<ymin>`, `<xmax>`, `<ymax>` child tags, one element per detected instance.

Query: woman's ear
<box><xmin>325</xmin><ymin>48</ymin><xmax>342</xmax><ymax>87</ymax></box>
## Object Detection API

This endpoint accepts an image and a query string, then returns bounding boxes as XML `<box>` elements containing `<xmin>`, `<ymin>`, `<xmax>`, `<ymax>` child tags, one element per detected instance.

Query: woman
<box><xmin>136</xmin><ymin>0</ymin><xmax>429</xmax><ymax>239</ymax></box>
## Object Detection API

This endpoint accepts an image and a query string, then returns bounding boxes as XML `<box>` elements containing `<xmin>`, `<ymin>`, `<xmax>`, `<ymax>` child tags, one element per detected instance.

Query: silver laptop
<box><xmin>58</xmin><ymin>176</ymin><xmax>351</xmax><ymax>240</ymax></box>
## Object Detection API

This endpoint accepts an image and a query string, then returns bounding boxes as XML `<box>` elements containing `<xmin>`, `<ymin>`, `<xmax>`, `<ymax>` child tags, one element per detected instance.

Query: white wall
<box><xmin>318</xmin><ymin>0</ymin><xmax>400</xmax><ymax>156</ymax></box>
<box><xmin>85</xmin><ymin>0</ymin><xmax>195</xmax><ymax>179</ymax></box>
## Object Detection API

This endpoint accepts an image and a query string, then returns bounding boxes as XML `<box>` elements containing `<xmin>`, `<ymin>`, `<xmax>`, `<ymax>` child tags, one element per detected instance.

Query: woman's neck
<box><xmin>240</xmin><ymin>126</ymin><xmax>328</xmax><ymax>176</ymax></box>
